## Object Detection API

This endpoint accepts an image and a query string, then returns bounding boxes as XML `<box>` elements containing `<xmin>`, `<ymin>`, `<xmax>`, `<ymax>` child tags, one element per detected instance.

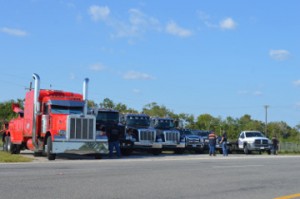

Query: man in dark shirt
<box><xmin>220</xmin><ymin>131</ymin><xmax>228</xmax><ymax>156</ymax></box>
<box><xmin>272</xmin><ymin>135</ymin><xmax>279</xmax><ymax>155</ymax></box>
<box><xmin>107</xmin><ymin>126</ymin><xmax>121</xmax><ymax>158</ymax></box>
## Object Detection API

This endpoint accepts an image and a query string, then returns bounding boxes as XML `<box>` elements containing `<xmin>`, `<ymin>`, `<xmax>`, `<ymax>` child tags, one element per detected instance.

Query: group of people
<box><xmin>208</xmin><ymin>131</ymin><xmax>279</xmax><ymax>156</ymax></box>
<box><xmin>208</xmin><ymin>131</ymin><xmax>228</xmax><ymax>156</ymax></box>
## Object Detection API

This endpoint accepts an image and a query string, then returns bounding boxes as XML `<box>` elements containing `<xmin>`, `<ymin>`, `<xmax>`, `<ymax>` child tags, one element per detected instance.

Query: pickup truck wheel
<box><xmin>244</xmin><ymin>145</ymin><xmax>249</xmax><ymax>154</ymax></box>
<box><xmin>46</xmin><ymin>136</ymin><xmax>56</xmax><ymax>161</ymax></box>
<box><xmin>195</xmin><ymin>149</ymin><xmax>203</xmax><ymax>154</ymax></box>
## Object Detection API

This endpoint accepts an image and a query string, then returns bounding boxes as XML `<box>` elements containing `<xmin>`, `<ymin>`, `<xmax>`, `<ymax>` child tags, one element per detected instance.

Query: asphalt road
<box><xmin>0</xmin><ymin>153</ymin><xmax>300</xmax><ymax>199</ymax></box>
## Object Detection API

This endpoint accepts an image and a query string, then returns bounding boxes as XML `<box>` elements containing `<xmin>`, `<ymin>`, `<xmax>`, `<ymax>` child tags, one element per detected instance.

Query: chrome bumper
<box><xmin>52</xmin><ymin>140</ymin><xmax>109</xmax><ymax>154</ymax></box>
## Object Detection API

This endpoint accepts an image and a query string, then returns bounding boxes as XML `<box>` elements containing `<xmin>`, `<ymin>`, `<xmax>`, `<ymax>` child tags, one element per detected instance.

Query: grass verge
<box><xmin>0</xmin><ymin>151</ymin><xmax>33</xmax><ymax>163</ymax></box>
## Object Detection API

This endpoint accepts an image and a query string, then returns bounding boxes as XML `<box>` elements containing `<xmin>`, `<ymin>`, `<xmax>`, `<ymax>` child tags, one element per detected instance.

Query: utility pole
<box><xmin>264</xmin><ymin>105</ymin><xmax>269</xmax><ymax>136</ymax></box>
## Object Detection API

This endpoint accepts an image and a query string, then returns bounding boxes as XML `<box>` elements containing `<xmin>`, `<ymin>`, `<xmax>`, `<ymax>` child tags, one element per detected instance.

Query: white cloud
<box><xmin>253</xmin><ymin>91</ymin><xmax>263</xmax><ymax>96</ymax></box>
<box><xmin>132</xmin><ymin>88</ymin><xmax>141</xmax><ymax>94</ymax></box>
<box><xmin>88</xmin><ymin>5</ymin><xmax>110</xmax><ymax>22</ymax></box>
<box><xmin>238</xmin><ymin>90</ymin><xmax>263</xmax><ymax>96</ymax></box>
<box><xmin>166</xmin><ymin>21</ymin><xmax>192</xmax><ymax>37</ymax></box>
<box><xmin>123</xmin><ymin>71</ymin><xmax>154</xmax><ymax>80</ymax></box>
<box><xmin>269</xmin><ymin>49</ymin><xmax>290</xmax><ymax>61</ymax></box>
<box><xmin>293</xmin><ymin>80</ymin><xmax>300</xmax><ymax>87</ymax></box>
<box><xmin>90</xmin><ymin>63</ymin><xmax>106</xmax><ymax>71</ymax></box>
<box><xmin>1</xmin><ymin>27</ymin><xmax>28</xmax><ymax>37</ymax></box>
<box><xmin>88</xmin><ymin>6</ymin><xmax>161</xmax><ymax>40</ymax></box>
<box><xmin>112</xmin><ymin>9</ymin><xmax>161</xmax><ymax>38</ymax></box>
<box><xmin>220</xmin><ymin>17</ymin><xmax>237</xmax><ymax>30</ymax></box>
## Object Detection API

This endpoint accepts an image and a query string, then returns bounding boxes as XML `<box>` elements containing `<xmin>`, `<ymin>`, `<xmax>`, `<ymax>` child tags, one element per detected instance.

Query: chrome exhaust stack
<box><xmin>83</xmin><ymin>78</ymin><xmax>89</xmax><ymax>116</ymax></box>
<box><xmin>32</xmin><ymin>73</ymin><xmax>40</xmax><ymax>149</ymax></box>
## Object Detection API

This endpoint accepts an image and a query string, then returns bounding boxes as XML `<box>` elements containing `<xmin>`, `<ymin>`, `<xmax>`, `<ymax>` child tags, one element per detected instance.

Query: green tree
<box><xmin>142</xmin><ymin>102</ymin><xmax>172</xmax><ymax>117</ymax></box>
<box><xmin>99</xmin><ymin>98</ymin><xmax>115</xmax><ymax>109</ymax></box>
<box><xmin>0</xmin><ymin>99</ymin><xmax>24</xmax><ymax>127</ymax></box>
<box><xmin>88</xmin><ymin>100</ymin><xmax>98</xmax><ymax>108</ymax></box>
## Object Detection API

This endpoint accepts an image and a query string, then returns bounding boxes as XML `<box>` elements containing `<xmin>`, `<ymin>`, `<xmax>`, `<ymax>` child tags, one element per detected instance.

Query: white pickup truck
<box><xmin>229</xmin><ymin>131</ymin><xmax>272</xmax><ymax>154</ymax></box>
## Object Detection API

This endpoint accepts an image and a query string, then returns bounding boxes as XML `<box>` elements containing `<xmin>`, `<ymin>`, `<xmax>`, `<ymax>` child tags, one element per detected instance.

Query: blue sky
<box><xmin>0</xmin><ymin>0</ymin><xmax>300</xmax><ymax>127</ymax></box>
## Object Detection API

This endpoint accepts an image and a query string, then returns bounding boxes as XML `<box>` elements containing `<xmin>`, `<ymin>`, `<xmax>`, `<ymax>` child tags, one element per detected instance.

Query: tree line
<box><xmin>1</xmin><ymin>98</ymin><xmax>300</xmax><ymax>142</ymax></box>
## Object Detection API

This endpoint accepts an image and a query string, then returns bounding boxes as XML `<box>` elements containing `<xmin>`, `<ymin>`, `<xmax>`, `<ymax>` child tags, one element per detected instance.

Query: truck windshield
<box><xmin>245</xmin><ymin>132</ymin><xmax>265</xmax><ymax>137</ymax></box>
<box><xmin>51</xmin><ymin>105</ymin><xmax>83</xmax><ymax>114</ymax></box>
<box><xmin>193</xmin><ymin>131</ymin><xmax>210</xmax><ymax>137</ymax></box>
<box><xmin>126</xmin><ymin>116</ymin><xmax>150</xmax><ymax>127</ymax></box>
<box><xmin>155</xmin><ymin>119</ymin><xmax>175</xmax><ymax>129</ymax></box>
<box><xmin>96</xmin><ymin>112</ymin><xmax>119</xmax><ymax>123</ymax></box>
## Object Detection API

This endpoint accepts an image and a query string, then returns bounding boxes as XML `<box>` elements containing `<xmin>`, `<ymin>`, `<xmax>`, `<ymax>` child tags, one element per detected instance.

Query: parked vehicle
<box><xmin>228</xmin><ymin>131</ymin><xmax>272</xmax><ymax>154</ymax></box>
<box><xmin>150</xmin><ymin>117</ymin><xmax>185</xmax><ymax>154</ymax></box>
<box><xmin>90</xmin><ymin>108</ymin><xmax>124</xmax><ymax>152</ymax></box>
<box><xmin>120</xmin><ymin>113</ymin><xmax>162</xmax><ymax>155</ymax></box>
<box><xmin>2</xmin><ymin>73</ymin><xmax>108</xmax><ymax>160</ymax></box>
<box><xmin>191</xmin><ymin>130</ymin><xmax>211</xmax><ymax>151</ymax></box>
<box><xmin>179</xmin><ymin>129</ymin><xmax>204</xmax><ymax>154</ymax></box>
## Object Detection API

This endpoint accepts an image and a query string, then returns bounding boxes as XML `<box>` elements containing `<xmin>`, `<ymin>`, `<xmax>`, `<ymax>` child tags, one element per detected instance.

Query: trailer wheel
<box><xmin>46</xmin><ymin>136</ymin><xmax>56</xmax><ymax>161</ymax></box>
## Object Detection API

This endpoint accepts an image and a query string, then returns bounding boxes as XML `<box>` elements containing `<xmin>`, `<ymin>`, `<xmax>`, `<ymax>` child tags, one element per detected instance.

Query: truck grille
<box><xmin>187</xmin><ymin>138</ymin><xmax>200</xmax><ymax>144</ymax></box>
<box><xmin>254</xmin><ymin>139</ymin><xmax>269</xmax><ymax>147</ymax></box>
<box><xmin>68</xmin><ymin>115</ymin><xmax>95</xmax><ymax>140</ymax></box>
<box><xmin>139</xmin><ymin>130</ymin><xmax>155</xmax><ymax>142</ymax></box>
<box><xmin>164</xmin><ymin>131</ymin><xmax>179</xmax><ymax>142</ymax></box>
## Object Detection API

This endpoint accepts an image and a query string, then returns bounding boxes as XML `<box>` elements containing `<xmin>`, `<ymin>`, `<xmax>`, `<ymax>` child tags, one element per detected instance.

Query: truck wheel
<box><xmin>267</xmin><ymin>150</ymin><xmax>271</xmax><ymax>155</ymax></box>
<box><xmin>5</xmin><ymin>136</ymin><xmax>12</xmax><ymax>153</ymax></box>
<box><xmin>3</xmin><ymin>136</ymin><xmax>8</xmax><ymax>151</ymax></box>
<box><xmin>152</xmin><ymin>149</ymin><xmax>162</xmax><ymax>155</ymax></box>
<box><xmin>244</xmin><ymin>145</ymin><xmax>249</xmax><ymax>154</ymax></box>
<box><xmin>10</xmin><ymin>144</ymin><xmax>20</xmax><ymax>154</ymax></box>
<box><xmin>174</xmin><ymin>149</ymin><xmax>185</xmax><ymax>154</ymax></box>
<box><xmin>94</xmin><ymin>154</ymin><xmax>102</xmax><ymax>159</ymax></box>
<box><xmin>195</xmin><ymin>149</ymin><xmax>203</xmax><ymax>154</ymax></box>
<box><xmin>121</xmin><ymin>148</ymin><xmax>132</xmax><ymax>156</ymax></box>
<box><xmin>46</xmin><ymin>136</ymin><xmax>56</xmax><ymax>161</ymax></box>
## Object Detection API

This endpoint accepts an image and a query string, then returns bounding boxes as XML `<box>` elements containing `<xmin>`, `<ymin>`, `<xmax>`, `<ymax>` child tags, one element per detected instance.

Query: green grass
<box><xmin>0</xmin><ymin>151</ymin><xmax>33</xmax><ymax>163</ymax></box>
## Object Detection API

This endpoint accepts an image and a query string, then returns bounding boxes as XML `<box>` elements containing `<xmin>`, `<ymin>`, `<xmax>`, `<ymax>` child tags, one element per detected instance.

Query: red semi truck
<box><xmin>2</xmin><ymin>73</ymin><xmax>108</xmax><ymax>160</ymax></box>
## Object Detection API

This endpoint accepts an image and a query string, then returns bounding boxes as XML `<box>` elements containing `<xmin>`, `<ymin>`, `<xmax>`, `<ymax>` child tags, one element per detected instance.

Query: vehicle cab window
<box><xmin>240</xmin><ymin>133</ymin><xmax>245</xmax><ymax>139</ymax></box>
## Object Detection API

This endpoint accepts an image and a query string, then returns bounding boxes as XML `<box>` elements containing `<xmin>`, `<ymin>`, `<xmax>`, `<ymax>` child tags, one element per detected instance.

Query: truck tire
<box><xmin>152</xmin><ymin>149</ymin><xmax>162</xmax><ymax>155</ymax></box>
<box><xmin>46</xmin><ymin>136</ymin><xmax>56</xmax><ymax>161</ymax></box>
<box><xmin>244</xmin><ymin>144</ymin><xmax>249</xmax><ymax>155</ymax></box>
<box><xmin>94</xmin><ymin>154</ymin><xmax>102</xmax><ymax>159</ymax></box>
<box><xmin>121</xmin><ymin>148</ymin><xmax>132</xmax><ymax>156</ymax></box>
<box><xmin>3</xmin><ymin>136</ymin><xmax>8</xmax><ymax>152</ymax></box>
<box><xmin>6</xmin><ymin>136</ymin><xmax>12</xmax><ymax>153</ymax></box>
<box><xmin>174</xmin><ymin>148</ymin><xmax>185</xmax><ymax>154</ymax></box>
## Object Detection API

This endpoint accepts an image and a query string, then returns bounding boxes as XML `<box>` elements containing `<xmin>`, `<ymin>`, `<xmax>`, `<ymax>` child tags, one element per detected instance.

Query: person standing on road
<box><xmin>220</xmin><ymin>131</ymin><xmax>228</xmax><ymax>156</ymax></box>
<box><xmin>107</xmin><ymin>125</ymin><xmax>122</xmax><ymax>158</ymax></box>
<box><xmin>272</xmin><ymin>135</ymin><xmax>279</xmax><ymax>155</ymax></box>
<box><xmin>208</xmin><ymin>131</ymin><xmax>217</xmax><ymax>156</ymax></box>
